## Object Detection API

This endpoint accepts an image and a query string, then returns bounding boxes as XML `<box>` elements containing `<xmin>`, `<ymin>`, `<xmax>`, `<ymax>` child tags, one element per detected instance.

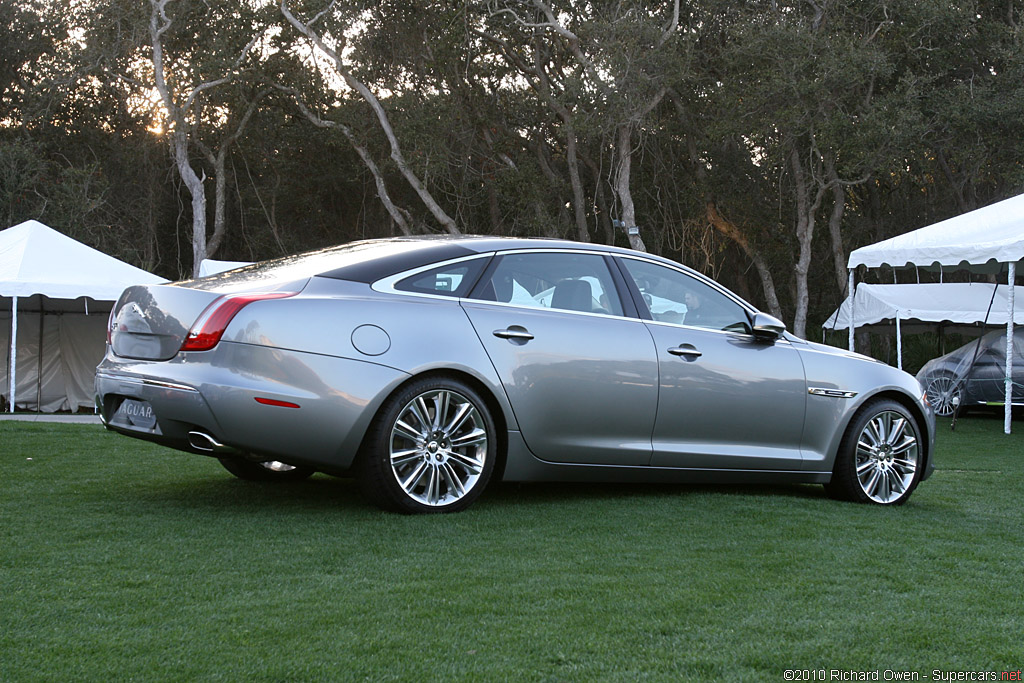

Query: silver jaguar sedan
<box><xmin>96</xmin><ymin>236</ymin><xmax>935</xmax><ymax>512</ymax></box>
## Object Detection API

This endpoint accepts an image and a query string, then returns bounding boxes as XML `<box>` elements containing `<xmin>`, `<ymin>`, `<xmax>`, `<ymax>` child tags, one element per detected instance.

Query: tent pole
<box><xmin>8</xmin><ymin>296</ymin><xmax>16</xmax><ymax>413</ymax></box>
<box><xmin>36</xmin><ymin>298</ymin><xmax>44</xmax><ymax>412</ymax></box>
<box><xmin>848</xmin><ymin>270</ymin><xmax>855</xmax><ymax>352</ymax></box>
<box><xmin>896</xmin><ymin>310</ymin><xmax>903</xmax><ymax>371</ymax></box>
<box><xmin>1005</xmin><ymin>262</ymin><xmax>1015</xmax><ymax>435</ymax></box>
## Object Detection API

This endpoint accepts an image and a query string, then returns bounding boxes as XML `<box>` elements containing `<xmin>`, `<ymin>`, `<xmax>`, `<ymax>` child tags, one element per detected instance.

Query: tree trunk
<box><xmin>789</xmin><ymin>145</ymin><xmax>816</xmax><ymax>340</ymax></box>
<box><xmin>274</xmin><ymin>86</ymin><xmax>413</xmax><ymax>236</ymax></box>
<box><xmin>705</xmin><ymin>201</ymin><xmax>783</xmax><ymax>319</ymax></box>
<box><xmin>614</xmin><ymin>124</ymin><xmax>647</xmax><ymax>252</ymax></box>
<box><xmin>280</xmin><ymin>2</ymin><xmax>460</xmax><ymax>235</ymax></box>
<box><xmin>582</xmin><ymin>154</ymin><xmax>614</xmax><ymax>245</ymax></box>
<box><xmin>564</xmin><ymin>124</ymin><xmax>590</xmax><ymax>243</ymax></box>
<box><xmin>825</xmin><ymin>157</ymin><xmax>848</xmax><ymax>294</ymax></box>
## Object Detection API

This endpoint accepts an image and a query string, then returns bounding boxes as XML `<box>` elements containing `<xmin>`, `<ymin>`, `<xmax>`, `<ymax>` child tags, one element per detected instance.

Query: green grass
<box><xmin>1</xmin><ymin>417</ymin><xmax>1022</xmax><ymax>682</ymax></box>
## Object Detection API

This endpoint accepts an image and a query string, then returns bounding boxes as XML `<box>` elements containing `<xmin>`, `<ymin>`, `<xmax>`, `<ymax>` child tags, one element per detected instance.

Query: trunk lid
<box><xmin>110</xmin><ymin>272</ymin><xmax>310</xmax><ymax>361</ymax></box>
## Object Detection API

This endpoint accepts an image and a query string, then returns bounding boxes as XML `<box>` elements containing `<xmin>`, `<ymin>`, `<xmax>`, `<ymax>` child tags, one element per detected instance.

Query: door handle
<box><xmin>493</xmin><ymin>326</ymin><xmax>534</xmax><ymax>342</ymax></box>
<box><xmin>668</xmin><ymin>344</ymin><xmax>702</xmax><ymax>359</ymax></box>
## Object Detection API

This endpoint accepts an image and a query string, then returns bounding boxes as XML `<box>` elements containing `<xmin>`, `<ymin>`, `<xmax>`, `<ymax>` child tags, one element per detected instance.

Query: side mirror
<box><xmin>751</xmin><ymin>312</ymin><xmax>786</xmax><ymax>341</ymax></box>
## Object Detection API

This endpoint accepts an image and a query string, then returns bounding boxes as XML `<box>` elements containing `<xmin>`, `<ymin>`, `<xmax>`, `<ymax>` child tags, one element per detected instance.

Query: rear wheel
<box><xmin>825</xmin><ymin>400</ymin><xmax>923</xmax><ymax>505</ymax></box>
<box><xmin>358</xmin><ymin>376</ymin><xmax>496</xmax><ymax>513</ymax></box>
<box><xmin>219</xmin><ymin>457</ymin><xmax>315</xmax><ymax>482</ymax></box>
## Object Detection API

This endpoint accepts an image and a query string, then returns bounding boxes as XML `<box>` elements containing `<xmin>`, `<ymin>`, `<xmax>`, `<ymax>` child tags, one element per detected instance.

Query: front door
<box><xmin>617</xmin><ymin>256</ymin><xmax>807</xmax><ymax>470</ymax></box>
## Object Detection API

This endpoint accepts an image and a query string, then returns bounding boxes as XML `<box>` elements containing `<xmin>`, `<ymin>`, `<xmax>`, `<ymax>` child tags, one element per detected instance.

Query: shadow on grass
<box><xmin>118</xmin><ymin>469</ymin><xmax>830</xmax><ymax>518</ymax></box>
<box><xmin>484</xmin><ymin>479</ymin><xmax>828</xmax><ymax>505</ymax></box>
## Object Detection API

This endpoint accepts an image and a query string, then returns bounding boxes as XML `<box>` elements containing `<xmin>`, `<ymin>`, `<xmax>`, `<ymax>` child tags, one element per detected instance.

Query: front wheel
<box><xmin>825</xmin><ymin>400</ymin><xmax>923</xmax><ymax>505</ymax></box>
<box><xmin>358</xmin><ymin>376</ymin><xmax>497</xmax><ymax>513</ymax></box>
<box><xmin>924</xmin><ymin>372</ymin><xmax>962</xmax><ymax>417</ymax></box>
<box><xmin>219</xmin><ymin>457</ymin><xmax>315</xmax><ymax>482</ymax></box>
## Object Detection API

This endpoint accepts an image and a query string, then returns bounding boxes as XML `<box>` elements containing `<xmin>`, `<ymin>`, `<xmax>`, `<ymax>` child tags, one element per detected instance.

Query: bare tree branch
<box><xmin>280</xmin><ymin>0</ymin><xmax>459</xmax><ymax>234</ymax></box>
<box><xmin>272</xmin><ymin>84</ymin><xmax>414</xmax><ymax>236</ymax></box>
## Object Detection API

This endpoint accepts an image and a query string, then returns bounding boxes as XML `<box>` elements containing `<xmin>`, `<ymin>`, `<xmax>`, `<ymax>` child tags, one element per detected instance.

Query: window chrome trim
<box><xmin>461</xmin><ymin>247</ymin><xmax>633</xmax><ymax>320</ymax></box>
<box><xmin>459</xmin><ymin>297</ymin><xmax>647</xmax><ymax>323</ymax></box>
<box><xmin>641</xmin><ymin>317</ymin><xmax>790</xmax><ymax>343</ymax></box>
<box><xmin>375</xmin><ymin>247</ymin><xmax>642</xmax><ymax>321</ymax></box>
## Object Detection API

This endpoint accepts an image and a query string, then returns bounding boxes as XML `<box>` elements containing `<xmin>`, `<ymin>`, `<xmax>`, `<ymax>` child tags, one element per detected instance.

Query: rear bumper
<box><xmin>95</xmin><ymin>342</ymin><xmax>410</xmax><ymax>473</ymax></box>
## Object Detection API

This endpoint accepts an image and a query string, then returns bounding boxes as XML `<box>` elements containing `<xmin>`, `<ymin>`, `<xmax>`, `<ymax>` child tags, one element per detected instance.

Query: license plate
<box><xmin>112</xmin><ymin>398</ymin><xmax>158</xmax><ymax>431</ymax></box>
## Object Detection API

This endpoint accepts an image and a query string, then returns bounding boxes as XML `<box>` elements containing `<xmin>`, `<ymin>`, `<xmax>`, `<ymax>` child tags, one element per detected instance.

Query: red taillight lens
<box><xmin>106</xmin><ymin>306</ymin><xmax>116</xmax><ymax>345</ymax></box>
<box><xmin>179</xmin><ymin>291</ymin><xmax>296</xmax><ymax>352</ymax></box>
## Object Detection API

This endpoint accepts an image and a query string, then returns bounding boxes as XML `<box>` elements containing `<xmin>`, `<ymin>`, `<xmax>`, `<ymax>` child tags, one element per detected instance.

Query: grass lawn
<box><xmin>1</xmin><ymin>416</ymin><xmax>1021</xmax><ymax>682</ymax></box>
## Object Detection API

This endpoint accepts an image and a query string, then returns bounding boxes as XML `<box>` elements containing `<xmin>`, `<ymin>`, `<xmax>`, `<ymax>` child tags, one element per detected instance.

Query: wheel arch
<box><xmin>354</xmin><ymin>367</ymin><xmax>511</xmax><ymax>482</ymax></box>
<box><xmin>838</xmin><ymin>389</ymin><xmax>932</xmax><ymax>474</ymax></box>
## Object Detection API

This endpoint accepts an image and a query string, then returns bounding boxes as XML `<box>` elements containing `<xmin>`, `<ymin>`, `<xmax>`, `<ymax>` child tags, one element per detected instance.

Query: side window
<box><xmin>621</xmin><ymin>258</ymin><xmax>749</xmax><ymax>332</ymax></box>
<box><xmin>469</xmin><ymin>252</ymin><xmax>624</xmax><ymax>317</ymax></box>
<box><xmin>395</xmin><ymin>258</ymin><xmax>487</xmax><ymax>298</ymax></box>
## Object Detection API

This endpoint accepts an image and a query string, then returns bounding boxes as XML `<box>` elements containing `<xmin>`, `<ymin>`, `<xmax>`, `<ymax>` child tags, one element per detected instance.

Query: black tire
<box><xmin>357</xmin><ymin>376</ymin><xmax>497</xmax><ymax>513</ymax></box>
<box><xmin>219</xmin><ymin>457</ymin><xmax>315</xmax><ymax>482</ymax></box>
<box><xmin>825</xmin><ymin>399</ymin><xmax>923</xmax><ymax>505</ymax></box>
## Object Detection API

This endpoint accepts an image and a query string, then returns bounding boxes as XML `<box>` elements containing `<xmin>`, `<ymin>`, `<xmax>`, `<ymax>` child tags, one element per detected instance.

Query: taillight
<box><xmin>106</xmin><ymin>306</ymin><xmax>116</xmax><ymax>345</ymax></box>
<box><xmin>180</xmin><ymin>291</ymin><xmax>296</xmax><ymax>352</ymax></box>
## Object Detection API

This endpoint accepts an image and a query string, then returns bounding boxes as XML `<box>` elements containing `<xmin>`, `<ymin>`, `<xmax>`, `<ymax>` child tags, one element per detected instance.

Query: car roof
<box><xmin>185</xmin><ymin>235</ymin><xmax>689</xmax><ymax>290</ymax></box>
<box><xmin>315</xmin><ymin>235</ymin><xmax>666</xmax><ymax>283</ymax></box>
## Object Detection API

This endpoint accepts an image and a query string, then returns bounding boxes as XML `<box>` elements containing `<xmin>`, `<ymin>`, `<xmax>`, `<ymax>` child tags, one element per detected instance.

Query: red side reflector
<box><xmin>180</xmin><ymin>291</ymin><xmax>296</xmax><ymax>352</ymax></box>
<box><xmin>254</xmin><ymin>397</ymin><xmax>300</xmax><ymax>409</ymax></box>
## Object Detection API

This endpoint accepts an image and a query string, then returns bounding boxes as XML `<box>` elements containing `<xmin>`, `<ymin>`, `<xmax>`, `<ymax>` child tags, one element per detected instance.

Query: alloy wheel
<box><xmin>855</xmin><ymin>410</ymin><xmax>919</xmax><ymax>504</ymax></box>
<box><xmin>388</xmin><ymin>389</ymin><xmax>488</xmax><ymax>507</ymax></box>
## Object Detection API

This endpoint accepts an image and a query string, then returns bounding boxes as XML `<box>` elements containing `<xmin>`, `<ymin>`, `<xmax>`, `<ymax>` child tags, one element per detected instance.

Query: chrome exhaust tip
<box><xmin>188</xmin><ymin>431</ymin><xmax>238</xmax><ymax>455</ymax></box>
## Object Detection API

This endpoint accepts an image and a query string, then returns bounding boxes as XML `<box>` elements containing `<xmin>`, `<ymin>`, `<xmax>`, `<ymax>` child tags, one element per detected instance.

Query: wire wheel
<box><xmin>854</xmin><ymin>410</ymin><xmax>920</xmax><ymax>504</ymax></box>
<box><xmin>925</xmin><ymin>374</ymin><xmax>962</xmax><ymax>417</ymax></box>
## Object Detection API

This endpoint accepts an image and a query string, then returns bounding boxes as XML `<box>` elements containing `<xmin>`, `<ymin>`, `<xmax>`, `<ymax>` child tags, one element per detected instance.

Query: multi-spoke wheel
<box><xmin>925</xmin><ymin>373</ymin><xmax>963</xmax><ymax>417</ymax></box>
<box><xmin>219</xmin><ymin>457</ymin><xmax>315</xmax><ymax>482</ymax></box>
<box><xmin>359</xmin><ymin>376</ymin><xmax>497</xmax><ymax>513</ymax></box>
<box><xmin>825</xmin><ymin>400</ymin><xmax>923</xmax><ymax>505</ymax></box>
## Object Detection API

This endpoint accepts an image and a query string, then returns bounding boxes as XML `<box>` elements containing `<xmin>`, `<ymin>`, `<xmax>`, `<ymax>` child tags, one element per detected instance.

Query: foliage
<box><xmin>1</xmin><ymin>0</ymin><xmax>1023</xmax><ymax>323</ymax></box>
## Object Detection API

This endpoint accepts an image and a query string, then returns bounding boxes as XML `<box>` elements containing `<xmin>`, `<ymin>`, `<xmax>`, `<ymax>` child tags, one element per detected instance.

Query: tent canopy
<box><xmin>2</xmin><ymin>220</ymin><xmax>167</xmax><ymax>412</ymax></box>
<box><xmin>845</xmin><ymin>193</ymin><xmax>1024</xmax><ymax>433</ymax></box>
<box><xmin>0</xmin><ymin>220</ymin><xmax>165</xmax><ymax>300</ymax></box>
<box><xmin>824</xmin><ymin>283</ymin><xmax>1024</xmax><ymax>330</ymax></box>
<box><xmin>198</xmin><ymin>258</ymin><xmax>252</xmax><ymax>277</ymax></box>
<box><xmin>848</xmin><ymin>193</ymin><xmax>1024</xmax><ymax>270</ymax></box>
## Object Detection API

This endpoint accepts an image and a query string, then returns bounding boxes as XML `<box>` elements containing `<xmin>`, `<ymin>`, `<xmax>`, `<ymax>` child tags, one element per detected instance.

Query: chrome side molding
<box><xmin>808</xmin><ymin>387</ymin><xmax>858</xmax><ymax>399</ymax></box>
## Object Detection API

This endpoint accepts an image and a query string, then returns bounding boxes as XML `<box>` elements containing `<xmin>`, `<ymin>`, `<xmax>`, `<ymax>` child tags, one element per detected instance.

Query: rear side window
<box><xmin>395</xmin><ymin>258</ymin><xmax>488</xmax><ymax>298</ymax></box>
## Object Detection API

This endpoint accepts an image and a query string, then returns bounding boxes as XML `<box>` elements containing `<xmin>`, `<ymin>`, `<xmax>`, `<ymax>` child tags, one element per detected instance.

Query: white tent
<box><xmin>1</xmin><ymin>220</ymin><xmax>167</xmax><ymax>412</ymax></box>
<box><xmin>823</xmin><ymin>283</ymin><xmax>1024</xmax><ymax>371</ymax></box>
<box><xmin>198</xmin><ymin>258</ymin><xmax>251</xmax><ymax>277</ymax></box>
<box><xmin>848</xmin><ymin>193</ymin><xmax>1024</xmax><ymax>270</ymax></box>
<box><xmin>847</xmin><ymin>194</ymin><xmax>1024</xmax><ymax>433</ymax></box>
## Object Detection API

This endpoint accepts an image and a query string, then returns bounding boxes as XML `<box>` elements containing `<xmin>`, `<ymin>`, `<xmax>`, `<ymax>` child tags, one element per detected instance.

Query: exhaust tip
<box><xmin>188</xmin><ymin>431</ymin><xmax>237</xmax><ymax>454</ymax></box>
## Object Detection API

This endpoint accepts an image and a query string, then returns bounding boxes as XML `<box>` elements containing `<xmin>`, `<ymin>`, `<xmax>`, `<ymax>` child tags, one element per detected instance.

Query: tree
<box><xmin>148</xmin><ymin>0</ymin><xmax>272</xmax><ymax>275</ymax></box>
<box><xmin>280</xmin><ymin>0</ymin><xmax>462</xmax><ymax>235</ymax></box>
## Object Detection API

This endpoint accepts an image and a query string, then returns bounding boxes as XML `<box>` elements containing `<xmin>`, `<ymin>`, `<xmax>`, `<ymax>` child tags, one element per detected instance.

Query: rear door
<box><xmin>461</xmin><ymin>250</ymin><xmax>659</xmax><ymax>466</ymax></box>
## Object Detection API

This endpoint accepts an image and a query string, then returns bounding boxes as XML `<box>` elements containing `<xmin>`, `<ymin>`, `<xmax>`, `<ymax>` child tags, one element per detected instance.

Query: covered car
<box><xmin>917</xmin><ymin>327</ymin><xmax>1024</xmax><ymax>416</ymax></box>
